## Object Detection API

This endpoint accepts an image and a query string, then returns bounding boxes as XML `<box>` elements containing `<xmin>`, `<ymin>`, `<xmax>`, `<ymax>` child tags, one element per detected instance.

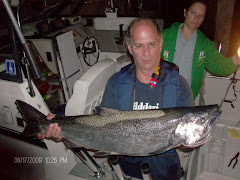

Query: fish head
<box><xmin>173</xmin><ymin>104</ymin><xmax>221</xmax><ymax>148</ymax></box>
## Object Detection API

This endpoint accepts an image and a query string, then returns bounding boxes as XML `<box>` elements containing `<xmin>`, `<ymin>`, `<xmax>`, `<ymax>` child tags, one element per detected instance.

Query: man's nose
<box><xmin>143</xmin><ymin>45</ymin><xmax>151</xmax><ymax>55</ymax></box>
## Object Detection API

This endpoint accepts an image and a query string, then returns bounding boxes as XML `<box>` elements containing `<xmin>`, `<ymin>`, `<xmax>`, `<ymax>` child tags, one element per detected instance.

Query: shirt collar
<box><xmin>178</xmin><ymin>23</ymin><xmax>197</xmax><ymax>44</ymax></box>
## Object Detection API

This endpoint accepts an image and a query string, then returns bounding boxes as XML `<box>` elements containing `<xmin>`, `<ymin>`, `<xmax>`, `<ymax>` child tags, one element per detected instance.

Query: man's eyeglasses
<box><xmin>131</xmin><ymin>42</ymin><xmax>159</xmax><ymax>51</ymax></box>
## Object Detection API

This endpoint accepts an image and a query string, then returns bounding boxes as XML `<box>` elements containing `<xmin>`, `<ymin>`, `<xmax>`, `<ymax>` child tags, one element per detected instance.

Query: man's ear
<box><xmin>159</xmin><ymin>35</ymin><xmax>163</xmax><ymax>52</ymax></box>
<box><xmin>127</xmin><ymin>42</ymin><xmax>133</xmax><ymax>55</ymax></box>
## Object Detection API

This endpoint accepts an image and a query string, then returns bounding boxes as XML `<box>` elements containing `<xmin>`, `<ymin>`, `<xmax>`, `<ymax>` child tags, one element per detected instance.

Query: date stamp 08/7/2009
<box><xmin>14</xmin><ymin>156</ymin><xmax>68</xmax><ymax>164</ymax></box>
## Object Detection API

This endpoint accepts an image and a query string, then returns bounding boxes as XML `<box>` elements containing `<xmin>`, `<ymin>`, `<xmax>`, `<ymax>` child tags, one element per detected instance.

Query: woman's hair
<box><xmin>184</xmin><ymin>0</ymin><xmax>207</xmax><ymax>11</ymax></box>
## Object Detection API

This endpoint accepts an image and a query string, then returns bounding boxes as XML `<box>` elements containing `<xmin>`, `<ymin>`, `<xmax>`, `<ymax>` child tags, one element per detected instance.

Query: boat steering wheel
<box><xmin>82</xmin><ymin>36</ymin><xmax>100</xmax><ymax>66</ymax></box>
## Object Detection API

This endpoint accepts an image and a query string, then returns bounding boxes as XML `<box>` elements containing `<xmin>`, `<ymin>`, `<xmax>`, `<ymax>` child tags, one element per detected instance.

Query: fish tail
<box><xmin>16</xmin><ymin>100</ymin><xmax>47</xmax><ymax>137</ymax></box>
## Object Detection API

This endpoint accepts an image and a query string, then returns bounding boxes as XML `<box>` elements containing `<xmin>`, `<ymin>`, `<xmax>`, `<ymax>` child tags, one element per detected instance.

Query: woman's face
<box><xmin>184</xmin><ymin>2</ymin><xmax>206</xmax><ymax>31</ymax></box>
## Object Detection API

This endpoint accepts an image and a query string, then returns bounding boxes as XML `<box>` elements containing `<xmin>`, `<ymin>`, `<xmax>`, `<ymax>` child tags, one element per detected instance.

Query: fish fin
<box><xmin>94</xmin><ymin>106</ymin><xmax>101</xmax><ymax>114</ymax></box>
<box><xmin>94</xmin><ymin>151</ymin><xmax>111</xmax><ymax>157</ymax></box>
<box><xmin>149</xmin><ymin>133</ymin><xmax>180</xmax><ymax>155</ymax></box>
<box><xmin>61</xmin><ymin>137</ymin><xmax>79</xmax><ymax>149</ymax></box>
<box><xmin>149</xmin><ymin>147</ymin><xmax>169</xmax><ymax>155</ymax></box>
<box><xmin>16</xmin><ymin>100</ymin><xmax>47</xmax><ymax>137</ymax></box>
<box><xmin>149</xmin><ymin>144</ymin><xmax>180</xmax><ymax>155</ymax></box>
<box><xmin>97</xmin><ymin>106</ymin><xmax>121</xmax><ymax>117</ymax></box>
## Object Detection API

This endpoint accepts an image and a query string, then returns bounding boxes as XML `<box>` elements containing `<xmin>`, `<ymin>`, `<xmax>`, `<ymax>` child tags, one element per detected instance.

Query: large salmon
<box><xmin>16</xmin><ymin>100</ymin><xmax>221</xmax><ymax>156</ymax></box>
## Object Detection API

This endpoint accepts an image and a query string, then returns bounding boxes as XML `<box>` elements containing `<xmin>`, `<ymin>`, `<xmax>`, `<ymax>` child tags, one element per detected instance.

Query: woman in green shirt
<box><xmin>161</xmin><ymin>0</ymin><xmax>240</xmax><ymax>99</ymax></box>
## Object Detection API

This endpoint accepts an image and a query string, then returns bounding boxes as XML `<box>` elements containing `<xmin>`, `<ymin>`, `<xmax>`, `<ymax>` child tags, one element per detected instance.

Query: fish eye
<box><xmin>201</xmin><ymin>118</ymin><xmax>206</xmax><ymax>124</ymax></box>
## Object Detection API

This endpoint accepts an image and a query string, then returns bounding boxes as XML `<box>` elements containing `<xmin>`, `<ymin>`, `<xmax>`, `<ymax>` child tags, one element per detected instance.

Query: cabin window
<box><xmin>0</xmin><ymin>15</ymin><xmax>23</xmax><ymax>83</ymax></box>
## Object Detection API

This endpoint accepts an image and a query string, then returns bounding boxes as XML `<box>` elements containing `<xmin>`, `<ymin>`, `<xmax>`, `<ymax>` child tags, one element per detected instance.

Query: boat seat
<box><xmin>65</xmin><ymin>58</ymin><xmax>114</xmax><ymax>116</ymax></box>
<box><xmin>65</xmin><ymin>55</ymin><xmax>131</xmax><ymax>116</ymax></box>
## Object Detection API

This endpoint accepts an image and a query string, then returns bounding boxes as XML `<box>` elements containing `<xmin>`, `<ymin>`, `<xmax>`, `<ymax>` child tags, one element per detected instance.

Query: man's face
<box><xmin>127</xmin><ymin>20</ymin><xmax>163</xmax><ymax>73</ymax></box>
<box><xmin>184</xmin><ymin>2</ymin><xmax>206</xmax><ymax>31</ymax></box>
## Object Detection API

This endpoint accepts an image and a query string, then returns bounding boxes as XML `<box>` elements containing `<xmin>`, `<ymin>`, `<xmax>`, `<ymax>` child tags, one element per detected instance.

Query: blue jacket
<box><xmin>101</xmin><ymin>59</ymin><xmax>194</xmax><ymax>110</ymax></box>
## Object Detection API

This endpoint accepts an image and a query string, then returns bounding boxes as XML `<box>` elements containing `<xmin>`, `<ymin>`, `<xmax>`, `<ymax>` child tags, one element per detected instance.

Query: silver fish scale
<box><xmin>56</xmin><ymin>109</ymin><xmax>183</xmax><ymax>135</ymax></box>
<box><xmin>61</xmin><ymin>125</ymin><xmax>173</xmax><ymax>155</ymax></box>
<box><xmin>76</xmin><ymin>109</ymin><xmax>168</xmax><ymax>128</ymax></box>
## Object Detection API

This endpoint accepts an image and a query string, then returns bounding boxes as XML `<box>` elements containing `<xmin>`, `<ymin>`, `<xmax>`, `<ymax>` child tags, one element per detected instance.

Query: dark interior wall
<box><xmin>2</xmin><ymin>0</ymin><xmax>239</xmax><ymax>57</ymax></box>
<box><xmin>200</xmin><ymin>0</ymin><xmax>218</xmax><ymax>41</ymax></box>
<box><xmin>157</xmin><ymin>0</ymin><xmax>185</xmax><ymax>28</ymax></box>
<box><xmin>0</xmin><ymin>4</ymin><xmax>16</xmax><ymax>29</ymax></box>
<box><xmin>0</xmin><ymin>0</ymin><xmax>218</xmax><ymax>40</ymax></box>
<box><xmin>228</xmin><ymin>0</ymin><xmax>240</xmax><ymax>57</ymax></box>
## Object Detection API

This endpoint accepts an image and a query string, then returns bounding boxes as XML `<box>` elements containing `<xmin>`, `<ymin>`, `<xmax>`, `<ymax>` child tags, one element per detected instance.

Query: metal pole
<box><xmin>109</xmin><ymin>156</ymin><xmax>126</xmax><ymax>180</ymax></box>
<box><xmin>140</xmin><ymin>162</ymin><xmax>152</xmax><ymax>180</ymax></box>
<box><xmin>2</xmin><ymin>0</ymin><xmax>42</xmax><ymax>79</ymax></box>
<box><xmin>71</xmin><ymin>147</ymin><xmax>104</xmax><ymax>178</ymax></box>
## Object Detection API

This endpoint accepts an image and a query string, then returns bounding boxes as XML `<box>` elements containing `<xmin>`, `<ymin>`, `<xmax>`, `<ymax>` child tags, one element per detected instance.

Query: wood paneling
<box><xmin>228</xmin><ymin>0</ymin><xmax>240</xmax><ymax>57</ymax></box>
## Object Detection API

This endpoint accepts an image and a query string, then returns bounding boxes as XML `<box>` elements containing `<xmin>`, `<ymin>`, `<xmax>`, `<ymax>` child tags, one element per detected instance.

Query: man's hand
<box><xmin>37</xmin><ymin>113</ymin><xmax>63</xmax><ymax>141</ymax></box>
